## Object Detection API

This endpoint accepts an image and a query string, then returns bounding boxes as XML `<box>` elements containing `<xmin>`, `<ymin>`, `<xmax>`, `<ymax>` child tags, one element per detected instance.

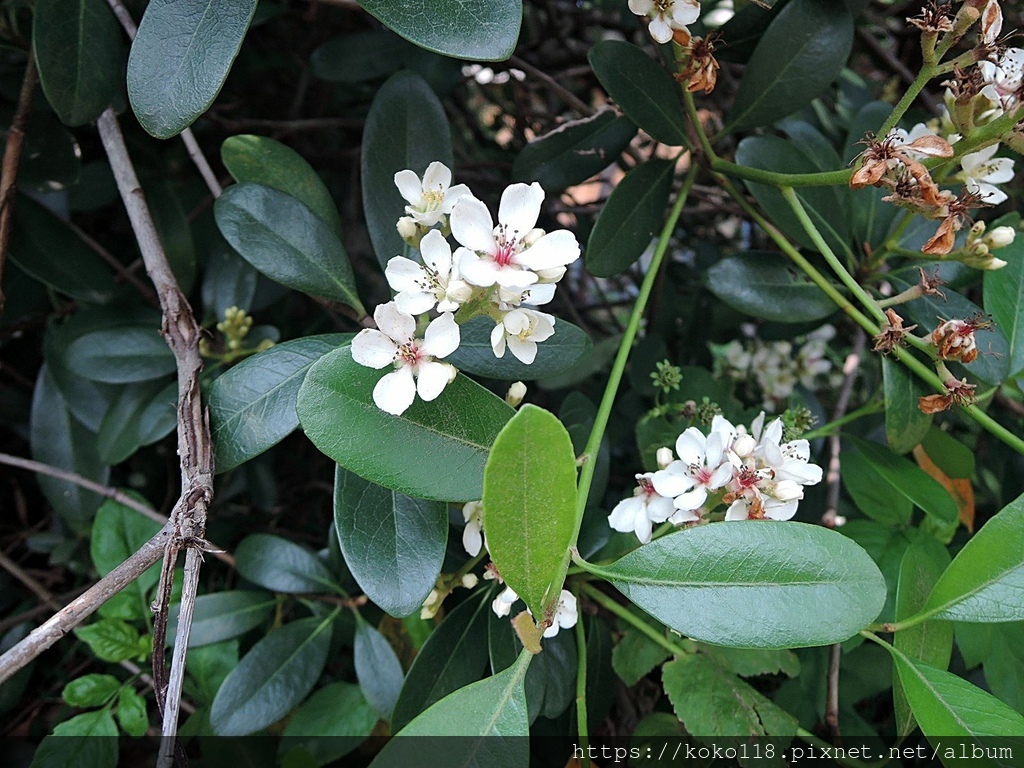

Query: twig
<box><xmin>0</xmin><ymin>587</ymin><xmax>88</xmax><ymax>635</ymax></box>
<box><xmin>63</xmin><ymin>218</ymin><xmax>160</xmax><ymax>305</ymax></box>
<box><xmin>97</xmin><ymin>107</ymin><xmax>214</xmax><ymax>768</ymax></box>
<box><xmin>509</xmin><ymin>55</ymin><xmax>595</xmax><ymax>116</ymax></box>
<box><xmin>0</xmin><ymin>54</ymin><xmax>38</xmax><ymax>313</ymax></box>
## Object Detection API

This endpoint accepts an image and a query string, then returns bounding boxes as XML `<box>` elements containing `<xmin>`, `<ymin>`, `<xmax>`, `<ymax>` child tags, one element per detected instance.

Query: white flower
<box><xmin>608</xmin><ymin>472</ymin><xmax>676</xmax><ymax>544</ymax></box>
<box><xmin>492</xmin><ymin>585</ymin><xmax>518</xmax><ymax>618</ymax></box>
<box><xmin>980</xmin><ymin>48</ymin><xmax>1024</xmax><ymax>109</ymax></box>
<box><xmin>543</xmin><ymin>590</ymin><xmax>578</xmax><ymax>638</ymax></box>
<box><xmin>462</xmin><ymin>501</ymin><xmax>484</xmax><ymax>557</ymax></box>
<box><xmin>490</xmin><ymin>307</ymin><xmax>556</xmax><ymax>364</ymax></box>
<box><xmin>451</xmin><ymin>182</ymin><xmax>580</xmax><ymax>289</ymax></box>
<box><xmin>987</xmin><ymin>225</ymin><xmax>1016</xmax><ymax>248</ymax></box>
<box><xmin>394</xmin><ymin>161</ymin><xmax>471</xmax><ymax>228</ymax></box>
<box><xmin>505</xmin><ymin>381</ymin><xmax>527</xmax><ymax>407</ymax></box>
<box><xmin>350</xmin><ymin>302</ymin><xmax>460</xmax><ymax>415</ymax></box>
<box><xmin>628</xmin><ymin>0</ymin><xmax>701</xmax><ymax>44</ymax></box>
<box><xmin>497</xmin><ymin>282</ymin><xmax>556</xmax><ymax>307</ymax></box>
<box><xmin>957</xmin><ymin>145</ymin><xmax>1014</xmax><ymax>205</ymax></box>
<box><xmin>385</xmin><ymin>229</ymin><xmax>474</xmax><ymax>314</ymax></box>
<box><xmin>651</xmin><ymin>427</ymin><xmax>733</xmax><ymax>513</ymax></box>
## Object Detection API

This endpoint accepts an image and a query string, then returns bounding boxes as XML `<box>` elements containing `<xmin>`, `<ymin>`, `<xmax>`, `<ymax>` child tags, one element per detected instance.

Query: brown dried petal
<box><xmin>922</xmin><ymin>217</ymin><xmax>958</xmax><ymax>255</ymax></box>
<box><xmin>850</xmin><ymin>160</ymin><xmax>889</xmax><ymax>189</ymax></box>
<box><xmin>918</xmin><ymin>393</ymin><xmax>954</xmax><ymax>413</ymax></box>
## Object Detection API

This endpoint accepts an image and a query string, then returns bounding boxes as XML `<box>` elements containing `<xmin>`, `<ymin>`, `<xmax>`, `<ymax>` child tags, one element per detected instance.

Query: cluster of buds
<box><xmin>199</xmin><ymin>306</ymin><xmax>274</xmax><ymax>362</ymax></box>
<box><xmin>351</xmin><ymin>162</ymin><xmax>580</xmax><ymax>415</ymax></box>
<box><xmin>964</xmin><ymin>219</ymin><xmax>1017</xmax><ymax>268</ymax></box>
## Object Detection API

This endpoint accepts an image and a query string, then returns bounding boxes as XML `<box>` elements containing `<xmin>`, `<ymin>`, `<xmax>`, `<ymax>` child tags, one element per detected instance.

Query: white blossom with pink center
<box><xmin>394</xmin><ymin>161</ymin><xmax>471</xmax><ymax>228</ymax></box>
<box><xmin>651</xmin><ymin>426</ymin><xmax>733</xmax><ymax>513</ymax></box>
<box><xmin>608</xmin><ymin>472</ymin><xmax>676</xmax><ymax>543</ymax></box>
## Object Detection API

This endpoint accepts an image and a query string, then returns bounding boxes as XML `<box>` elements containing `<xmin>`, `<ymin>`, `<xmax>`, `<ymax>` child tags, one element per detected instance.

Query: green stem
<box><xmin>579</xmin><ymin>582</ymin><xmax>689</xmax><ymax>658</ymax></box>
<box><xmin>573</xmin><ymin>586</ymin><xmax>590</xmax><ymax>767</ymax></box>
<box><xmin>711</xmin><ymin>158</ymin><xmax>852</xmax><ymax>188</ymax></box>
<box><xmin>878</xmin><ymin>64</ymin><xmax>936</xmax><ymax>138</ymax></box>
<box><xmin>801</xmin><ymin>400</ymin><xmax>886</xmax><ymax>439</ymax></box>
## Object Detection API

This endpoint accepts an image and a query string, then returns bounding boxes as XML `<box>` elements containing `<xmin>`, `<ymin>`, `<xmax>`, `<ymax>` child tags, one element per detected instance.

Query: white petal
<box><xmin>673</xmin><ymin>487</ymin><xmax>708</xmax><ymax>511</ymax></box>
<box><xmin>651</xmin><ymin>463</ymin><xmax>697</xmax><ymax>498</ymax></box>
<box><xmin>648</xmin><ymin>17</ymin><xmax>673</xmax><ymax>43</ymax></box>
<box><xmin>416</xmin><ymin>361</ymin><xmax>454</xmax><ymax>401</ymax></box>
<box><xmin>515</xmin><ymin>230</ymin><xmax>580</xmax><ymax>270</ymax></box>
<box><xmin>373</xmin><ymin>367</ymin><xmax>417</xmax><ymax>415</ymax></box>
<box><xmin>491</xmin><ymin>323</ymin><xmax>507</xmax><ymax>358</ymax></box>
<box><xmin>421</xmin><ymin>161</ymin><xmax>452</xmax><ymax>192</ymax></box>
<box><xmin>704</xmin><ymin>431</ymin><xmax>727</xmax><ymax>468</ymax></box>
<box><xmin>385</xmin><ymin>256</ymin><xmax>425</xmax><ymax>292</ymax></box>
<box><xmin>724</xmin><ymin>500</ymin><xmax>750</xmax><ymax>521</ymax></box>
<box><xmin>494</xmin><ymin>266</ymin><xmax>539</xmax><ymax>288</ymax></box>
<box><xmin>634</xmin><ymin>509</ymin><xmax>654</xmax><ymax>544</ymax></box>
<box><xmin>671</xmin><ymin>0</ymin><xmax>700</xmax><ymax>25</ymax></box>
<box><xmin>450</xmin><ymin>196</ymin><xmax>496</xmax><ymax>254</ymax></box>
<box><xmin>442</xmin><ymin>184</ymin><xmax>472</xmax><ymax>213</ymax></box>
<box><xmin>969</xmin><ymin>180</ymin><xmax>1008</xmax><ymax>205</ymax></box>
<box><xmin>675</xmin><ymin>428</ymin><xmax>706</xmax><ymax>466</ymax></box>
<box><xmin>422</xmin><ymin>312</ymin><xmax>460</xmax><ymax>358</ymax></box>
<box><xmin>351</xmin><ymin>329</ymin><xmax>398</xmax><ymax>369</ymax></box>
<box><xmin>628</xmin><ymin>0</ymin><xmax>654</xmax><ymax>14</ymax></box>
<box><xmin>419</xmin><ymin>229</ymin><xmax>453</xmax><ymax>273</ymax></box>
<box><xmin>459</xmin><ymin>252</ymin><xmax>502</xmax><ymax>287</ymax></box>
<box><xmin>498</xmin><ymin>182</ymin><xmax>544</xmax><ymax>236</ymax></box>
<box><xmin>765</xmin><ymin>499</ymin><xmax>799</xmax><ymax>521</ymax></box>
<box><xmin>394</xmin><ymin>169</ymin><xmax>424</xmax><ymax>206</ymax></box>
<box><xmin>374</xmin><ymin>301</ymin><xmax>416</xmax><ymax>343</ymax></box>
<box><xmin>394</xmin><ymin>290</ymin><xmax>438</xmax><ymax>316</ymax></box>
<box><xmin>521</xmin><ymin>283</ymin><xmax>556</xmax><ymax>306</ymax></box>
<box><xmin>669</xmin><ymin>507</ymin><xmax>700</xmax><ymax>525</ymax></box>
<box><xmin>609</xmin><ymin>497</ymin><xmax>644</xmax><ymax>533</ymax></box>
<box><xmin>503</xmin><ymin>309</ymin><xmax>530</xmax><ymax>335</ymax></box>
<box><xmin>507</xmin><ymin>336</ymin><xmax>538</xmax><ymax>364</ymax></box>
<box><xmin>462</xmin><ymin>523</ymin><xmax>482</xmax><ymax>557</ymax></box>
<box><xmin>646</xmin><ymin>495</ymin><xmax>675</xmax><ymax>523</ymax></box>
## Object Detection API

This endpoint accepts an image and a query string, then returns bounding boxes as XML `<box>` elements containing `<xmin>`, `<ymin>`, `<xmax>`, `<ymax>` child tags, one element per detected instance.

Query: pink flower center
<box><xmin>690</xmin><ymin>464</ymin><xmax>713</xmax><ymax>486</ymax></box>
<box><xmin>735</xmin><ymin>467</ymin><xmax>763</xmax><ymax>490</ymax></box>
<box><xmin>637</xmin><ymin>475</ymin><xmax>657</xmax><ymax>497</ymax></box>
<box><xmin>397</xmin><ymin>341</ymin><xmax>424</xmax><ymax>368</ymax></box>
<box><xmin>493</xmin><ymin>225</ymin><xmax>521</xmax><ymax>268</ymax></box>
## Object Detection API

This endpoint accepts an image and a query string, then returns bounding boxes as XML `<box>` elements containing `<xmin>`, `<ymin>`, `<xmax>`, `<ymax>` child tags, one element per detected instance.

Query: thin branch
<box><xmin>0</xmin><ymin>54</ymin><xmax>38</xmax><ymax>313</ymax></box>
<box><xmin>63</xmin><ymin>218</ymin><xmax>160</xmax><ymax>305</ymax></box>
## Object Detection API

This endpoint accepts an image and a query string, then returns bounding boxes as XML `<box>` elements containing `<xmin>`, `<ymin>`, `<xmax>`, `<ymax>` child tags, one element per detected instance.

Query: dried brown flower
<box><xmin>918</xmin><ymin>377</ymin><xmax>977</xmax><ymax>413</ymax></box>
<box><xmin>873</xmin><ymin>309</ymin><xmax>918</xmax><ymax>354</ymax></box>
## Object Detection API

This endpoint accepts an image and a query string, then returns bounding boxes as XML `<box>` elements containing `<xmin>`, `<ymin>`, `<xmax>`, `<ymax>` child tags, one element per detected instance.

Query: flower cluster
<box><xmin>492</xmin><ymin>585</ymin><xmax>578</xmax><ymax>638</ymax></box>
<box><xmin>350</xmin><ymin>162</ymin><xmax>580</xmax><ymax>414</ymax></box>
<box><xmin>627</xmin><ymin>0</ymin><xmax>720</xmax><ymax>94</ymax></box>
<box><xmin>609</xmin><ymin>413</ymin><xmax>824</xmax><ymax>543</ymax></box>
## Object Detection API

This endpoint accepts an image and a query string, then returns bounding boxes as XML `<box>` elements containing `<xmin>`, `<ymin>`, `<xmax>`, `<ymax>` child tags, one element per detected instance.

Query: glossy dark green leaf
<box><xmin>446</xmin><ymin>316</ymin><xmax>592</xmax><ymax>381</ymax></box>
<box><xmin>221</xmin><ymin>135</ymin><xmax>343</xmax><ymax>238</ymax></box>
<box><xmin>391</xmin><ymin>589</ymin><xmax>491</xmax><ymax>732</ymax></box>
<box><xmin>586</xmin><ymin>522</ymin><xmax>886</xmax><ymax>648</ymax></box>
<box><xmin>297</xmin><ymin>346</ymin><xmax>514</xmax><ymax>502</ymax></box>
<box><xmin>62</xmin><ymin>674</ymin><xmax>120</xmax><ymax>708</ymax></box>
<box><xmin>201</xmin><ymin>248</ymin><xmax>259</xmax><ymax>318</ymax></box>
<box><xmin>841</xmin><ymin>443</ymin><xmax>913</xmax><ymax>526</ymax></box>
<box><xmin>357</xmin><ymin>0</ymin><xmax>521</xmax><ymax>61</ymax></box>
<box><xmin>704</xmin><ymin>252</ymin><xmax>838</xmax><ymax>323</ymax></box>
<box><xmin>921</xmin><ymin>428</ymin><xmax>975</xmax><ymax>480</ymax></box>
<box><xmin>483</xmin><ymin>405</ymin><xmax>577</xmax><ymax>619</ymax></box>
<box><xmin>725</xmin><ymin>0</ymin><xmax>854</xmax><ymax>131</ymax></box>
<box><xmin>127</xmin><ymin>0</ymin><xmax>259</xmax><ymax>139</ymax></box>
<box><xmin>168</xmin><ymin>591</ymin><xmax>276</xmax><ymax>648</ymax></box>
<box><xmin>214</xmin><ymin>183</ymin><xmax>363</xmax><ymax>312</ymax></box>
<box><xmin>62</xmin><ymin>325</ymin><xmax>175</xmax><ymax>384</ymax></box>
<box><xmin>210</xmin><ymin>616</ymin><xmax>333</xmax><ymax>736</ymax></box>
<box><xmin>983</xmin><ymin>217</ymin><xmax>1024</xmax><ymax>378</ymax></box>
<box><xmin>921</xmin><ymin>492</ymin><xmax>1024</xmax><ymax>622</ymax></box>
<box><xmin>883</xmin><ymin>358</ymin><xmax>932</xmax><ymax>455</ymax></box>
<box><xmin>846</xmin><ymin>436</ymin><xmax>958</xmax><ymax>524</ymax></box>
<box><xmin>12</xmin><ymin>111</ymin><xmax>83</xmax><ymax>193</ymax></box>
<box><xmin>116</xmin><ymin>686</ymin><xmax>149</xmax><ymax>737</ymax></box>
<box><xmin>311</xmin><ymin>30</ymin><xmax>416</xmax><ymax>83</ymax></box>
<box><xmin>143</xmin><ymin>176</ymin><xmax>197</xmax><ymax>294</ymax></box>
<box><xmin>32</xmin><ymin>0</ymin><xmax>124</xmax><ymax>126</ymax></box>
<box><xmin>512</xmin><ymin>111</ymin><xmax>637</xmax><ymax>193</ymax></box>
<box><xmin>334</xmin><ymin>467</ymin><xmax>447</xmax><ymax>617</ymax></box>
<box><xmin>586</xmin><ymin>159</ymin><xmax>675</xmax><ymax>278</ymax></box>
<box><xmin>354</xmin><ymin>618</ymin><xmax>404</xmax><ymax>721</ymax></box>
<box><xmin>841</xmin><ymin>519</ymin><xmax>915</xmax><ymax>624</ymax></box>
<box><xmin>234</xmin><ymin>534</ymin><xmax>337</xmax><ymax>594</ymax></box>
<box><xmin>30</xmin><ymin>365</ymin><xmax>109</xmax><ymax>525</ymax></box>
<box><xmin>74</xmin><ymin>619</ymin><xmax>146</xmax><ymax>663</ymax></box>
<box><xmin>91</xmin><ymin>495</ymin><xmax>162</xmax><ymax>620</ymax></box>
<box><xmin>209</xmin><ymin>334</ymin><xmax>351</xmax><ymax>472</ymax></box>
<box><xmin>589</xmin><ymin>40</ymin><xmax>687</xmax><ymax>146</ymax></box>
<box><xmin>29</xmin><ymin>709</ymin><xmax>118</xmax><ymax>768</ymax></box>
<box><xmin>893</xmin><ymin>536</ymin><xmax>953</xmax><ymax>738</ymax></box>
<box><xmin>280</xmin><ymin>682</ymin><xmax>377</xmax><ymax>764</ymax></box>
<box><xmin>97</xmin><ymin>380</ymin><xmax>174</xmax><ymax>464</ymax></box>
<box><xmin>361</xmin><ymin>70</ymin><xmax>453</xmax><ymax>270</ymax></box>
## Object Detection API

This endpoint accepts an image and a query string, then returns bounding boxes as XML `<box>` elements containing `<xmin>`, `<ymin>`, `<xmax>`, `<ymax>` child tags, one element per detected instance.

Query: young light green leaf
<box><xmin>704</xmin><ymin>252</ymin><xmax>839</xmax><ymax>324</ymax></box>
<box><xmin>354</xmin><ymin>618</ymin><xmax>404</xmax><ymax>721</ymax></box>
<box><xmin>588</xmin><ymin>41</ymin><xmax>687</xmax><ymax>146</ymax></box>
<box><xmin>725</xmin><ymin>0</ymin><xmax>854</xmax><ymax>131</ymax></box>
<box><xmin>116</xmin><ymin>686</ymin><xmax>149</xmax><ymax>737</ymax></box>
<box><xmin>234</xmin><ymin>534</ymin><xmax>337</xmax><ymax>594</ymax></box>
<box><xmin>983</xmin><ymin>215</ymin><xmax>1024</xmax><ymax>378</ymax></box>
<box><xmin>62</xmin><ymin>674</ymin><xmax>121</xmax><ymax>708</ymax></box>
<box><xmin>32</xmin><ymin>0</ymin><xmax>124</xmax><ymax>126</ymax></box>
<box><xmin>127</xmin><ymin>0</ymin><xmax>259</xmax><ymax>139</ymax></box>
<box><xmin>883</xmin><ymin>358</ymin><xmax>933</xmax><ymax>454</ymax></box>
<box><xmin>210</xmin><ymin>615</ymin><xmax>333</xmax><ymax>736</ymax></box>
<box><xmin>167</xmin><ymin>591</ymin><xmax>276</xmax><ymax>648</ymax></box>
<box><xmin>297</xmin><ymin>346</ymin><xmax>514</xmax><ymax>502</ymax></box>
<box><xmin>583</xmin><ymin>522</ymin><xmax>886</xmax><ymax>648</ymax></box>
<box><xmin>921</xmin><ymin>492</ymin><xmax>1024</xmax><ymax>622</ymax></box>
<box><xmin>446</xmin><ymin>317</ymin><xmax>592</xmax><ymax>381</ymax></box>
<box><xmin>209</xmin><ymin>334</ymin><xmax>351</xmax><ymax>472</ymax></box>
<box><xmin>357</xmin><ymin>0</ymin><xmax>521</xmax><ymax>61</ymax></box>
<box><xmin>74</xmin><ymin>619</ymin><xmax>146</xmax><ymax>663</ymax></box>
<box><xmin>91</xmin><ymin>495</ymin><xmax>162</xmax><ymax>620</ymax></box>
<box><xmin>334</xmin><ymin>467</ymin><xmax>447</xmax><ymax>617</ymax></box>
<box><xmin>280</xmin><ymin>683</ymin><xmax>378</xmax><ymax>764</ymax></box>
<box><xmin>214</xmin><ymin>183</ymin><xmax>363</xmax><ymax>313</ymax></box>
<box><xmin>586</xmin><ymin>159</ymin><xmax>675</xmax><ymax>278</ymax></box>
<box><xmin>29</xmin><ymin>709</ymin><xmax>118</xmax><ymax>768</ymax></box>
<box><xmin>361</xmin><ymin>70</ymin><xmax>453</xmax><ymax>270</ymax></box>
<box><xmin>483</xmin><ymin>405</ymin><xmax>577</xmax><ymax>620</ymax></box>
<box><xmin>221</xmin><ymin>135</ymin><xmax>344</xmax><ymax>238</ymax></box>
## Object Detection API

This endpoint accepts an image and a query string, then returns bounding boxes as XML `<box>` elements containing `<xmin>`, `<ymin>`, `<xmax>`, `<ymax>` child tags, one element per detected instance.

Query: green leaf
<box><xmin>97</xmin><ymin>380</ymin><xmax>175</xmax><ymax>464</ymax></box>
<box><xmin>63</xmin><ymin>325</ymin><xmax>176</xmax><ymax>384</ymax></box>
<box><xmin>483</xmin><ymin>405</ymin><xmax>577</xmax><ymax>619</ymax></box>
<box><xmin>297</xmin><ymin>346</ymin><xmax>514</xmax><ymax>502</ymax></box>
<box><xmin>29</xmin><ymin>709</ymin><xmax>118</xmax><ymax>768</ymax></box>
<box><xmin>663</xmin><ymin>654</ymin><xmax>798</xmax><ymax>739</ymax></box>
<box><xmin>310</xmin><ymin>30</ymin><xmax>416</xmax><ymax>83</ymax></box>
<box><xmin>357</xmin><ymin>0</ymin><xmax>521</xmax><ymax>61</ymax></box>
<box><xmin>446</xmin><ymin>317</ymin><xmax>592</xmax><ymax>381</ymax></box>
<box><xmin>186</xmin><ymin>640</ymin><xmax>239</xmax><ymax>704</ymax></box>
<box><xmin>354</xmin><ymin>618</ymin><xmax>404</xmax><ymax>721</ymax></box>
<box><xmin>845</xmin><ymin>436</ymin><xmax>958</xmax><ymax>524</ymax></box>
<box><xmin>587</xmin><ymin>522</ymin><xmax>886</xmax><ymax>648</ymax></box>
<box><xmin>12</xmin><ymin>111</ymin><xmax>83</xmax><ymax>193</ymax></box>
<box><xmin>168</xmin><ymin>591</ymin><xmax>276</xmax><ymax>648</ymax></box>
<box><xmin>361</xmin><ymin>70</ymin><xmax>453</xmax><ymax>270</ymax></box>
<box><xmin>725</xmin><ymin>0</ymin><xmax>854</xmax><ymax>131</ymax></box>
<box><xmin>333</xmin><ymin>468</ymin><xmax>447</xmax><ymax>617</ymax></box>
<box><xmin>214</xmin><ymin>183</ymin><xmax>363</xmax><ymax>312</ymax></box>
<box><xmin>210</xmin><ymin>615</ymin><xmax>333</xmax><ymax>736</ymax></box>
<box><xmin>611</xmin><ymin>628</ymin><xmax>670</xmax><ymax>686</ymax></box>
<box><xmin>91</xmin><ymin>495</ymin><xmax>162</xmax><ymax>620</ymax></box>
<box><xmin>893</xmin><ymin>536</ymin><xmax>953</xmax><ymax>738</ymax></box>
<box><xmin>234</xmin><ymin>534</ymin><xmax>337</xmax><ymax>594</ymax></box>
<box><xmin>209</xmin><ymin>334</ymin><xmax>351</xmax><ymax>472</ymax></box>
<box><xmin>202</xmin><ymin>248</ymin><xmax>259</xmax><ymax>318</ymax></box>
<box><xmin>841</xmin><ymin>443</ymin><xmax>913</xmax><ymax>526</ymax></box>
<box><xmin>32</xmin><ymin>0</ymin><xmax>124</xmax><ymax>126</ymax></box>
<box><xmin>391</xmin><ymin>589</ymin><xmax>491</xmax><ymax>732</ymax></box>
<box><xmin>921</xmin><ymin>428</ymin><xmax>975</xmax><ymax>480</ymax></box>
<box><xmin>373</xmin><ymin>651</ymin><xmax>530</xmax><ymax>768</ymax></box>
<box><xmin>983</xmin><ymin>217</ymin><xmax>1024</xmax><ymax>378</ymax></box>
<box><xmin>281</xmin><ymin>682</ymin><xmax>377</xmax><ymax>764</ymax></box>
<box><xmin>588</xmin><ymin>41</ymin><xmax>687</xmax><ymax>146</ymax></box>
<box><xmin>221</xmin><ymin>135</ymin><xmax>343</xmax><ymax>238</ymax></box>
<box><xmin>62</xmin><ymin>674</ymin><xmax>120</xmax><ymax>708</ymax></box>
<box><xmin>143</xmin><ymin>176</ymin><xmax>198</xmax><ymax>294</ymax></box>
<box><xmin>696</xmin><ymin>645</ymin><xmax>801</xmax><ymax>678</ymax></box>
<box><xmin>921</xmin><ymin>492</ymin><xmax>1024</xmax><ymax>622</ymax></box>
<box><xmin>116</xmin><ymin>686</ymin><xmax>149</xmax><ymax>737</ymax></box>
<box><xmin>704</xmin><ymin>252</ymin><xmax>838</xmax><ymax>324</ymax></box>
<box><xmin>883</xmin><ymin>357</ymin><xmax>932</xmax><ymax>454</ymax></box>
<box><xmin>586</xmin><ymin>159</ymin><xmax>675</xmax><ymax>278</ymax></box>
<box><xmin>512</xmin><ymin>111</ymin><xmax>637</xmax><ymax>193</ymax></box>
<box><xmin>74</xmin><ymin>619</ymin><xmax>146</xmax><ymax>663</ymax></box>
<box><xmin>127</xmin><ymin>0</ymin><xmax>259</xmax><ymax>139</ymax></box>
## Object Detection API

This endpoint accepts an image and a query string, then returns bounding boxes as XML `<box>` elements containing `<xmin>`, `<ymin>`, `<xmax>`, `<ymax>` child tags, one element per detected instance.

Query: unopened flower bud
<box><xmin>656</xmin><ymin>447</ymin><xmax>674</xmax><ymax>470</ymax></box>
<box><xmin>461</xmin><ymin>574</ymin><xmax>479</xmax><ymax>589</ymax></box>
<box><xmin>420</xmin><ymin>589</ymin><xmax>442</xmax><ymax>620</ymax></box>
<box><xmin>397</xmin><ymin>216</ymin><xmax>421</xmax><ymax>247</ymax></box>
<box><xmin>522</xmin><ymin>227</ymin><xmax>545</xmax><ymax>247</ymax></box>
<box><xmin>732</xmin><ymin>434</ymin><xmax>756</xmax><ymax>459</ymax></box>
<box><xmin>535</xmin><ymin>266</ymin><xmax>567</xmax><ymax>283</ymax></box>
<box><xmin>986</xmin><ymin>226</ymin><xmax>1015</xmax><ymax>249</ymax></box>
<box><xmin>505</xmin><ymin>381</ymin><xmax>527</xmax><ymax>407</ymax></box>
